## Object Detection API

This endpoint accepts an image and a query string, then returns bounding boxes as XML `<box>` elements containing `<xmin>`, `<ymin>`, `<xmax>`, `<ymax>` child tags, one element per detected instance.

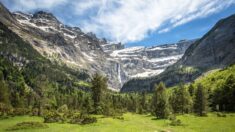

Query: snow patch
<box><xmin>131</xmin><ymin>69</ymin><xmax>164</xmax><ymax>78</ymax></box>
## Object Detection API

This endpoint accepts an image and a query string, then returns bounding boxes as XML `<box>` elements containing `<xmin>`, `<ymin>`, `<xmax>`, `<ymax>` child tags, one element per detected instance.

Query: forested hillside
<box><xmin>0</xmin><ymin>21</ymin><xmax>91</xmax><ymax>110</ymax></box>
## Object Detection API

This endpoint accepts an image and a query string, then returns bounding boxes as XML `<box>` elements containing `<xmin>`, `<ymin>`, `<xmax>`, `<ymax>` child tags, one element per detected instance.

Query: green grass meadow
<box><xmin>0</xmin><ymin>113</ymin><xmax>235</xmax><ymax>132</ymax></box>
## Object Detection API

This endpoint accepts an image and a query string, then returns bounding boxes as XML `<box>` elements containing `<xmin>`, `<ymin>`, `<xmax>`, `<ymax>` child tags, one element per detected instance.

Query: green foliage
<box><xmin>91</xmin><ymin>73</ymin><xmax>107</xmax><ymax>114</ymax></box>
<box><xmin>57</xmin><ymin>104</ymin><xmax>68</xmax><ymax>113</ymax></box>
<box><xmin>43</xmin><ymin>111</ymin><xmax>65</xmax><ymax>123</ymax></box>
<box><xmin>188</xmin><ymin>84</ymin><xmax>195</xmax><ymax>96</ymax></box>
<box><xmin>194</xmin><ymin>84</ymin><xmax>208</xmax><ymax>116</ymax></box>
<box><xmin>6</xmin><ymin>121</ymin><xmax>48</xmax><ymax>131</ymax></box>
<box><xmin>212</xmin><ymin>75</ymin><xmax>235</xmax><ymax>111</ymax></box>
<box><xmin>0</xmin><ymin>103</ymin><xmax>12</xmax><ymax>116</ymax></box>
<box><xmin>0</xmin><ymin>80</ymin><xmax>10</xmax><ymax>105</ymax></box>
<box><xmin>216</xmin><ymin>112</ymin><xmax>227</xmax><ymax>117</ymax></box>
<box><xmin>169</xmin><ymin>83</ymin><xmax>193</xmax><ymax>114</ymax></box>
<box><xmin>69</xmin><ymin>114</ymin><xmax>97</xmax><ymax>125</ymax></box>
<box><xmin>152</xmin><ymin>82</ymin><xmax>170</xmax><ymax>119</ymax></box>
<box><xmin>169</xmin><ymin>118</ymin><xmax>182</xmax><ymax>126</ymax></box>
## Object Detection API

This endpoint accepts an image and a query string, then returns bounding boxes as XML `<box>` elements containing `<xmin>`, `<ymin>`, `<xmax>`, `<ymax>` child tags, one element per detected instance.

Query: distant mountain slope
<box><xmin>121</xmin><ymin>14</ymin><xmax>235</xmax><ymax>92</ymax></box>
<box><xmin>110</xmin><ymin>40</ymin><xmax>195</xmax><ymax>78</ymax></box>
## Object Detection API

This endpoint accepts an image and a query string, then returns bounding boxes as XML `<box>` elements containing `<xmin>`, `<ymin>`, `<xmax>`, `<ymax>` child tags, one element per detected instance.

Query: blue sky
<box><xmin>1</xmin><ymin>0</ymin><xmax>235</xmax><ymax>47</ymax></box>
<box><xmin>127</xmin><ymin>5</ymin><xmax>235</xmax><ymax>47</ymax></box>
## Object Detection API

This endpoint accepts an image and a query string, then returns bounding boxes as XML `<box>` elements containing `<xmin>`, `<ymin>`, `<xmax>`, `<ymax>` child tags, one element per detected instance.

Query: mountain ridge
<box><xmin>121</xmin><ymin>13</ymin><xmax>235</xmax><ymax>92</ymax></box>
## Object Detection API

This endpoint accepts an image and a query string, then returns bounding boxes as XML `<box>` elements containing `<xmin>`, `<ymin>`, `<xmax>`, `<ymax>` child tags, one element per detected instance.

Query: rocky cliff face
<box><xmin>121</xmin><ymin>14</ymin><xmax>235</xmax><ymax>92</ymax></box>
<box><xmin>109</xmin><ymin>40</ymin><xmax>195</xmax><ymax>78</ymax></box>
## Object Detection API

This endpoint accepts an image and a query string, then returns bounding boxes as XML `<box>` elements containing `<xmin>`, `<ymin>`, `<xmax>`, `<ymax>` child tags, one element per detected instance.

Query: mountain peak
<box><xmin>32</xmin><ymin>11</ymin><xmax>59</xmax><ymax>22</ymax></box>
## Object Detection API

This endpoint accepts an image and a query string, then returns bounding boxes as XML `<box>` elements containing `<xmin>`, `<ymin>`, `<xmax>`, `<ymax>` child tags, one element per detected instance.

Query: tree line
<box><xmin>1</xmin><ymin>72</ymin><xmax>235</xmax><ymax>122</ymax></box>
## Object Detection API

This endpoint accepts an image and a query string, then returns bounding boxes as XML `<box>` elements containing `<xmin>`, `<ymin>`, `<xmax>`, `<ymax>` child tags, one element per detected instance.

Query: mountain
<box><xmin>121</xmin><ymin>14</ymin><xmax>235</xmax><ymax>92</ymax></box>
<box><xmin>109</xmin><ymin>40</ymin><xmax>195</xmax><ymax>78</ymax></box>
<box><xmin>0</xmin><ymin>3</ymin><xmax>130</xmax><ymax>90</ymax></box>
<box><xmin>0</xmin><ymin>2</ymin><xmax>196</xmax><ymax>91</ymax></box>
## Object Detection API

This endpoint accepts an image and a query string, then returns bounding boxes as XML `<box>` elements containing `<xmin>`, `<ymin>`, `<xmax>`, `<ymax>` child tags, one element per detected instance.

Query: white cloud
<box><xmin>75</xmin><ymin>0</ymin><xmax>235</xmax><ymax>43</ymax></box>
<box><xmin>8</xmin><ymin>0</ymin><xmax>67</xmax><ymax>11</ymax></box>
<box><xmin>4</xmin><ymin>0</ymin><xmax>235</xmax><ymax>43</ymax></box>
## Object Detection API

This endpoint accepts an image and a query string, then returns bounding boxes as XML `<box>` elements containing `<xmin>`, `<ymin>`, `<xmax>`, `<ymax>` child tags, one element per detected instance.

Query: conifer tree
<box><xmin>170</xmin><ymin>83</ymin><xmax>192</xmax><ymax>114</ymax></box>
<box><xmin>194</xmin><ymin>84</ymin><xmax>208</xmax><ymax>116</ymax></box>
<box><xmin>91</xmin><ymin>73</ymin><xmax>107</xmax><ymax>114</ymax></box>
<box><xmin>188</xmin><ymin>84</ymin><xmax>195</xmax><ymax>96</ymax></box>
<box><xmin>0</xmin><ymin>80</ymin><xmax>10</xmax><ymax>105</ymax></box>
<box><xmin>152</xmin><ymin>82</ymin><xmax>170</xmax><ymax>119</ymax></box>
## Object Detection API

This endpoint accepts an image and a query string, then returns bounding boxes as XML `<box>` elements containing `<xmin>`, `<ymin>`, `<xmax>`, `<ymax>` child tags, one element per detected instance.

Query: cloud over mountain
<box><xmin>3</xmin><ymin>0</ymin><xmax>235</xmax><ymax>43</ymax></box>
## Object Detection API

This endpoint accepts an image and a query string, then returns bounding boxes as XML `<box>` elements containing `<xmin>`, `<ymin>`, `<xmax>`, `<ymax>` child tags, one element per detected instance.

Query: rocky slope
<box><xmin>121</xmin><ymin>14</ymin><xmax>235</xmax><ymax>92</ymax></box>
<box><xmin>109</xmin><ymin>40</ymin><xmax>195</xmax><ymax>78</ymax></box>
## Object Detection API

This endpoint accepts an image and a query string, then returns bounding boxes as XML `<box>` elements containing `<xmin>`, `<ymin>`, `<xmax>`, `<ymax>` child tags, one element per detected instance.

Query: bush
<box><xmin>12</xmin><ymin>108</ymin><xmax>29</xmax><ymax>116</ymax></box>
<box><xmin>31</xmin><ymin>108</ymin><xmax>39</xmax><ymax>116</ymax></box>
<box><xmin>169</xmin><ymin>116</ymin><xmax>183</xmax><ymax>126</ymax></box>
<box><xmin>81</xmin><ymin>116</ymin><xmax>97</xmax><ymax>125</ymax></box>
<box><xmin>0</xmin><ymin>103</ymin><xmax>12</xmax><ymax>116</ymax></box>
<box><xmin>57</xmin><ymin>104</ymin><xmax>68</xmax><ymax>113</ymax></box>
<box><xmin>43</xmin><ymin>111</ymin><xmax>65</xmax><ymax>123</ymax></box>
<box><xmin>69</xmin><ymin>114</ymin><xmax>97</xmax><ymax>125</ymax></box>
<box><xmin>169</xmin><ymin>119</ymin><xmax>182</xmax><ymax>126</ymax></box>
<box><xmin>6</xmin><ymin>121</ymin><xmax>48</xmax><ymax>131</ymax></box>
<box><xmin>217</xmin><ymin>112</ymin><xmax>227</xmax><ymax>117</ymax></box>
<box><xmin>168</xmin><ymin>114</ymin><xmax>176</xmax><ymax>121</ymax></box>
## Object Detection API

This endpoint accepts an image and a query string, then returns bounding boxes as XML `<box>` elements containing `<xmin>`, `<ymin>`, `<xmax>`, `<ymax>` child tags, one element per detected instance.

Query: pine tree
<box><xmin>152</xmin><ymin>82</ymin><xmax>170</xmax><ymax>119</ymax></box>
<box><xmin>137</xmin><ymin>92</ymin><xmax>146</xmax><ymax>114</ymax></box>
<box><xmin>170</xmin><ymin>83</ymin><xmax>192</xmax><ymax>114</ymax></box>
<box><xmin>0</xmin><ymin>80</ymin><xmax>10</xmax><ymax>105</ymax></box>
<box><xmin>188</xmin><ymin>84</ymin><xmax>195</xmax><ymax>96</ymax></box>
<box><xmin>194</xmin><ymin>84</ymin><xmax>208</xmax><ymax>116</ymax></box>
<box><xmin>91</xmin><ymin>73</ymin><xmax>107</xmax><ymax>114</ymax></box>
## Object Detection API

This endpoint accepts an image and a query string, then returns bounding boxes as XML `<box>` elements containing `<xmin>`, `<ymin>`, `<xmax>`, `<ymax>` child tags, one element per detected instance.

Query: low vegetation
<box><xmin>6</xmin><ymin>121</ymin><xmax>48</xmax><ymax>131</ymax></box>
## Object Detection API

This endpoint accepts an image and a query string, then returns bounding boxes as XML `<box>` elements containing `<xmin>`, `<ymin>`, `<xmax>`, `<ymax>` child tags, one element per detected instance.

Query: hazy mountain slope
<box><xmin>121</xmin><ymin>14</ymin><xmax>235</xmax><ymax>92</ymax></box>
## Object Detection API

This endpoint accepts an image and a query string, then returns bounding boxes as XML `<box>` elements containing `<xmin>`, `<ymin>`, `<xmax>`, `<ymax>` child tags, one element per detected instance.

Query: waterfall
<box><xmin>117</xmin><ymin>63</ymin><xmax>122</xmax><ymax>84</ymax></box>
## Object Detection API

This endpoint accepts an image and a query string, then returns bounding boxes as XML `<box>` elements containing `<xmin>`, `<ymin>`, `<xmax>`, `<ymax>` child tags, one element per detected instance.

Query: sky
<box><xmin>1</xmin><ymin>0</ymin><xmax>235</xmax><ymax>47</ymax></box>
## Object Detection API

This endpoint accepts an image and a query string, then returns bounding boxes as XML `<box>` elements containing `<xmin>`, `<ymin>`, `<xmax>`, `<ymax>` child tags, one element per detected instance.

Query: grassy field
<box><xmin>0</xmin><ymin>113</ymin><xmax>235</xmax><ymax>132</ymax></box>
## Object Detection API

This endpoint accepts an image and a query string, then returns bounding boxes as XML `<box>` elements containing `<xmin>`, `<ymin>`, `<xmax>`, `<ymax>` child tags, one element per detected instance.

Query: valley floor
<box><xmin>0</xmin><ymin>113</ymin><xmax>235</xmax><ymax>132</ymax></box>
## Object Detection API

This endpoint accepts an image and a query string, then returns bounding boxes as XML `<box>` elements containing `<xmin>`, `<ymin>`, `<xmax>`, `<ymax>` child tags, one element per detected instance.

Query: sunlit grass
<box><xmin>0</xmin><ymin>113</ymin><xmax>235</xmax><ymax>132</ymax></box>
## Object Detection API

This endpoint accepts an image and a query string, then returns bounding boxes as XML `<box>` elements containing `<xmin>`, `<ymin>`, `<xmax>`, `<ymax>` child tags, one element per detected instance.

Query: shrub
<box><xmin>43</xmin><ymin>111</ymin><xmax>65</xmax><ymax>123</ymax></box>
<box><xmin>69</xmin><ymin>114</ymin><xmax>97</xmax><ymax>125</ymax></box>
<box><xmin>168</xmin><ymin>114</ymin><xmax>176</xmax><ymax>121</ymax></box>
<box><xmin>169</xmin><ymin>119</ymin><xmax>182</xmax><ymax>126</ymax></box>
<box><xmin>0</xmin><ymin>103</ymin><xmax>12</xmax><ymax>116</ymax></box>
<box><xmin>6</xmin><ymin>121</ymin><xmax>48</xmax><ymax>131</ymax></box>
<box><xmin>12</xmin><ymin>108</ymin><xmax>29</xmax><ymax>116</ymax></box>
<box><xmin>57</xmin><ymin>104</ymin><xmax>68</xmax><ymax>113</ymax></box>
<box><xmin>31</xmin><ymin>108</ymin><xmax>39</xmax><ymax>116</ymax></box>
<box><xmin>168</xmin><ymin>116</ymin><xmax>183</xmax><ymax>126</ymax></box>
<box><xmin>217</xmin><ymin>112</ymin><xmax>227</xmax><ymax>117</ymax></box>
<box><xmin>80</xmin><ymin>116</ymin><xmax>97</xmax><ymax>125</ymax></box>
